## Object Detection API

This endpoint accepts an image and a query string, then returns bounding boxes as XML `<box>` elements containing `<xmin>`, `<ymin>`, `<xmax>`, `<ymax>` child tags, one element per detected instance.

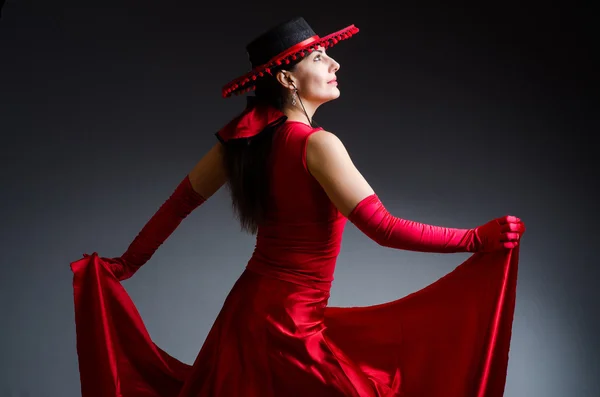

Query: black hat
<box><xmin>222</xmin><ymin>17</ymin><xmax>359</xmax><ymax>98</ymax></box>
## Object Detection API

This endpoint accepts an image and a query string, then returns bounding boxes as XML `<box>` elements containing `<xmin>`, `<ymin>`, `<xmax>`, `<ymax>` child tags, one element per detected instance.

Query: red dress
<box><xmin>70</xmin><ymin>121</ymin><xmax>519</xmax><ymax>396</ymax></box>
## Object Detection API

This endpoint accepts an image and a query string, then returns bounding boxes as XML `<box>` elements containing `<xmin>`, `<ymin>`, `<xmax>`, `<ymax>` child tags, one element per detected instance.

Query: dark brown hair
<box><xmin>223</xmin><ymin>60</ymin><xmax>302</xmax><ymax>234</ymax></box>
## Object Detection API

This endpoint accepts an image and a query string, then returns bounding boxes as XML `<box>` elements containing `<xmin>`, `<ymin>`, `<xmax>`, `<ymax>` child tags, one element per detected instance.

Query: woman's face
<box><xmin>286</xmin><ymin>46</ymin><xmax>341</xmax><ymax>106</ymax></box>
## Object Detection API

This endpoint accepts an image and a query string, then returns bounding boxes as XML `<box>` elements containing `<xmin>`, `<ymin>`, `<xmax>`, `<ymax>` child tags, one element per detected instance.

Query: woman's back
<box><xmin>246</xmin><ymin>121</ymin><xmax>347</xmax><ymax>291</ymax></box>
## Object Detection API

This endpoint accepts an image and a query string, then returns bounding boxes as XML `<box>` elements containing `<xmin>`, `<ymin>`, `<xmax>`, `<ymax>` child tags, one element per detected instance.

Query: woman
<box><xmin>71</xmin><ymin>17</ymin><xmax>525</xmax><ymax>397</ymax></box>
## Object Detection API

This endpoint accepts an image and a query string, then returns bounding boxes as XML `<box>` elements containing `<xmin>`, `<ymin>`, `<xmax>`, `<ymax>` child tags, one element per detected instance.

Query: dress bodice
<box><xmin>246</xmin><ymin>121</ymin><xmax>347</xmax><ymax>291</ymax></box>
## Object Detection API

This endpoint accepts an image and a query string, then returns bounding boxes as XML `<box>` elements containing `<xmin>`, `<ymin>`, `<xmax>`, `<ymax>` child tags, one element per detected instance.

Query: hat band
<box><xmin>264</xmin><ymin>35</ymin><xmax>319</xmax><ymax>66</ymax></box>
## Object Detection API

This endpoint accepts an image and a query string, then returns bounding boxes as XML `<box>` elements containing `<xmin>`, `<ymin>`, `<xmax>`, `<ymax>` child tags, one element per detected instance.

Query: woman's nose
<box><xmin>331</xmin><ymin>60</ymin><xmax>340</xmax><ymax>72</ymax></box>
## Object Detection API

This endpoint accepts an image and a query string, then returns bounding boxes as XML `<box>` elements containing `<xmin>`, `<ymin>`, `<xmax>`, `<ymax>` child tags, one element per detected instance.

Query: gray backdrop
<box><xmin>1</xmin><ymin>1</ymin><xmax>597</xmax><ymax>396</ymax></box>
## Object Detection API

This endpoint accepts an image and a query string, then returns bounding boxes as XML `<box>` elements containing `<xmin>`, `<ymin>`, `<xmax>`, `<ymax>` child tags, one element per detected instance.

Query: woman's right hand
<box><xmin>103</xmin><ymin>257</ymin><xmax>131</xmax><ymax>280</ymax></box>
<box><xmin>84</xmin><ymin>254</ymin><xmax>131</xmax><ymax>280</ymax></box>
<box><xmin>473</xmin><ymin>215</ymin><xmax>526</xmax><ymax>252</ymax></box>
<box><xmin>80</xmin><ymin>169</ymin><xmax>211</xmax><ymax>283</ymax></box>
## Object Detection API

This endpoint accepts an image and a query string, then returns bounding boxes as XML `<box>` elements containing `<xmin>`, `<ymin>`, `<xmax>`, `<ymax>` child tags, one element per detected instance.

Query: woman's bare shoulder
<box><xmin>306</xmin><ymin>129</ymin><xmax>347</xmax><ymax>158</ymax></box>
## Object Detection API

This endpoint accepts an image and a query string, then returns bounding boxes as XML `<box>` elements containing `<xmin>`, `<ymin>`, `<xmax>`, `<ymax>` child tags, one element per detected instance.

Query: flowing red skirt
<box><xmin>70</xmin><ymin>248</ymin><xmax>519</xmax><ymax>396</ymax></box>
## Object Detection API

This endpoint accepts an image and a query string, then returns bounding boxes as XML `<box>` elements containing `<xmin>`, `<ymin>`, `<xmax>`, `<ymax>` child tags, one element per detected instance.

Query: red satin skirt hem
<box><xmin>70</xmin><ymin>248</ymin><xmax>519</xmax><ymax>396</ymax></box>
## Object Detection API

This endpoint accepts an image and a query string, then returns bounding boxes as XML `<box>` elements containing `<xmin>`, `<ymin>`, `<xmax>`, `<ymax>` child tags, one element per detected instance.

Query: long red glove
<box><xmin>92</xmin><ymin>175</ymin><xmax>206</xmax><ymax>280</ymax></box>
<box><xmin>348</xmin><ymin>194</ymin><xmax>525</xmax><ymax>253</ymax></box>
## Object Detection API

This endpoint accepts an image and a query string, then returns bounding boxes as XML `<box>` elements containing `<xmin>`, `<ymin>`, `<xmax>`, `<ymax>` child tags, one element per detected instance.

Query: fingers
<box><xmin>500</xmin><ymin>223</ymin><xmax>515</xmax><ymax>233</ymax></box>
<box><xmin>501</xmin><ymin>225</ymin><xmax>526</xmax><ymax>243</ymax></box>
<box><xmin>503</xmin><ymin>241</ymin><xmax>519</xmax><ymax>249</ymax></box>
<box><xmin>500</xmin><ymin>232</ymin><xmax>521</xmax><ymax>242</ymax></box>
<box><xmin>501</xmin><ymin>221</ymin><xmax>526</xmax><ymax>232</ymax></box>
<box><xmin>482</xmin><ymin>215</ymin><xmax>525</xmax><ymax>251</ymax></box>
<box><xmin>500</xmin><ymin>222</ymin><xmax>524</xmax><ymax>242</ymax></box>
<box><xmin>498</xmin><ymin>215</ymin><xmax>520</xmax><ymax>224</ymax></box>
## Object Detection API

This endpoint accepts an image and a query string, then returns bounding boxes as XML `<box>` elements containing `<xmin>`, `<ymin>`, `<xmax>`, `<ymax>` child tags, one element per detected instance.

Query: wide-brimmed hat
<box><xmin>221</xmin><ymin>17</ymin><xmax>359</xmax><ymax>98</ymax></box>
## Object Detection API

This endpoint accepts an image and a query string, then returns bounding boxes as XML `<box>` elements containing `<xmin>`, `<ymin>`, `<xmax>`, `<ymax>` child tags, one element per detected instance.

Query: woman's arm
<box><xmin>306</xmin><ymin>130</ymin><xmax>523</xmax><ymax>253</ymax></box>
<box><xmin>188</xmin><ymin>142</ymin><xmax>228</xmax><ymax>199</ymax></box>
<box><xmin>306</xmin><ymin>130</ymin><xmax>374</xmax><ymax>217</ymax></box>
<box><xmin>106</xmin><ymin>142</ymin><xmax>227</xmax><ymax>280</ymax></box>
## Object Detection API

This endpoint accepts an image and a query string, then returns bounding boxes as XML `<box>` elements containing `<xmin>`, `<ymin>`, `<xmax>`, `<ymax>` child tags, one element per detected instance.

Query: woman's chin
<box><xmin>324</xmin><ymin>90</ymin><xmax>341</xmax><ymax>103</ymax></box>
<box><xmin>312</xmin><ymin>91</ymin><xmax>341</xmax><ymax>107</ymax></box>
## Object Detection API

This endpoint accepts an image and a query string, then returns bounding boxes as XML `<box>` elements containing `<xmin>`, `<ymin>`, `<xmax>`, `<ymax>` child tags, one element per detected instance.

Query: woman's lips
<box><xmin>328</xmin><ymin>79</ymin><xmax>338</xmax><ymax>85</ymax></box>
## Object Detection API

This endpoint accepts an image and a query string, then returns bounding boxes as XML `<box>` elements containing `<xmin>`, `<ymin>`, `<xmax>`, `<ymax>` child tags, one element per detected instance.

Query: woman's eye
<box><xmin>314</xmin><ymin>55</ymin><xmax>321</xmax><ymax>61</ymax></box>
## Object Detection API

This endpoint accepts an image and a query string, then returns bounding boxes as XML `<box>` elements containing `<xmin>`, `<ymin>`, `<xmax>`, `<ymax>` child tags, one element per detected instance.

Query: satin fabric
<box><xmin>70</xmin><ymin>121</ymin><xmax>520</xmax><ymax>396</ymax></box>
<box><xmin>215</xmin><ymin>96</ymin><xmax>287</xmax><ymax>144</ymax></box>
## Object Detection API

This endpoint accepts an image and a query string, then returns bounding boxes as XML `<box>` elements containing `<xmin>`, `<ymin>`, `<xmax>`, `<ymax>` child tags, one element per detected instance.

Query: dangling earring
<box><xmin>291</xmin><ymin>89</ymin><xmax>297</xmax><ymax>106</ymax></box>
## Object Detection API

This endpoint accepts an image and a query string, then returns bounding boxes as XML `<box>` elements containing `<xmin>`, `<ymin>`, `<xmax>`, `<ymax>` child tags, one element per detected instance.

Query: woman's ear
<box><xmin>276</xmin><ymin>71</ymin><xmax>294</xmax><ymax>90</ymax></box>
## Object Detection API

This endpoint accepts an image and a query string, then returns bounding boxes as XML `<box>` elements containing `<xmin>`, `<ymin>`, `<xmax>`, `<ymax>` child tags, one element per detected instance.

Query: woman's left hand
<box><xmin>473</xmin><ymin>215</ymin><xmax>526</xmax><ymax>252</ymax></box>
